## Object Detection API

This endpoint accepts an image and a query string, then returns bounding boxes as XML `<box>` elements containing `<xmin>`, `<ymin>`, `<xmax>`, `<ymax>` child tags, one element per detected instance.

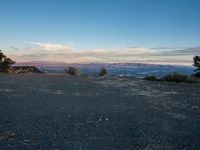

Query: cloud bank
<box><xmin>24</xmin><ymin>42</ymin><xmax>75</xmax><ymax>52</ymax></box>
<box><xmin>8</xmin><ymin>42</ymin><xmax>200</xmax><ymax>66</ymax></box>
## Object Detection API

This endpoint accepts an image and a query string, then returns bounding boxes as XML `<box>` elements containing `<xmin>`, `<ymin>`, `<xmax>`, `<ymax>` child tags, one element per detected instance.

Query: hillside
<box><xmin>15</xmin><ymin>62</ymin><xmax>194</xmax><ymax>77</ymax></box>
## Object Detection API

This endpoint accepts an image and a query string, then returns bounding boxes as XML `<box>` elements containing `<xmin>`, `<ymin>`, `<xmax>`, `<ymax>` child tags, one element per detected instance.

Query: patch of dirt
<box><xmin>0</xmin><ymin>89</ymin><xmax>14</xmax><ymax>93</ymax></box>
<box><xmin>39</xmin><ymin>89</ymin><xmax>65</xmax><ymax>95</ymax></box>
<box><xmin>166</xmin><ymin>112</ymin><xmax>187</xmax><ymax>120</ymax></box>
<box><xmin>95</xmin><ymin>79</ymin><xmax>178</xmax><ymax>98</ymax></box>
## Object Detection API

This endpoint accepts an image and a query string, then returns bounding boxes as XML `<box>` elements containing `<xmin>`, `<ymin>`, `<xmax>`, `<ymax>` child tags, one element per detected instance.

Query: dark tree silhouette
<box><xmin>193</xmin><ymin>56</ymin><xmax>200</xmax><ymax>78</ymax></box>
<box><xmin>99</xmin><ymin>68</ymin><xmax>108</xmax><ymax>77</ymax></box>
<box><xmin>65</xmin><ymin>67</ymin><xmax>82</xmax><ymax>76</ymax></box>
<box><xmin>0</xmin><ymin>50</ymin><xmax>15</xmax><ymax>72</ymax></box>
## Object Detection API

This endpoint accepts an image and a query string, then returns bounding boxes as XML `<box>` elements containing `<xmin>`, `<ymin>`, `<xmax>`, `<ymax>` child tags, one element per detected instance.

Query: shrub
<box><xmin>11</xmin><ymin>66</ymin><xmax>42</xmax><ymax>74</ymax></box>
<box><xmin>144</xmin><ymin>75</ymin><xmax>157</xmax><ymax>81</ymax></box>
<box><xmin>161</xmin><ymin>73</ymin><xmax>188</xmax><ymax>83</ymax></box>
<box><xmin>186</xmin><ymin>76</ymin><xmax>200</xmax><ymax>83</ymax></box>
<box><xmin>193</xmin><ymin>72</ymin><xmax>200</xmax><ymax>78</ymax></box>
<box><xmin>99</xmin><ymin>68</ymin><xmax>108</xmax><ymax>77</ymax></box>
<box><xmin>193</xmin><ymin>56</ymin><xmax>200</xmax><ymax>78</ymax></box>
<box><xmin>65</xmin><ymin>67</ymin><xmax>82</xmax><ymax>76</ymax></box>
<box><xmin>0</xmin><ymin>50</ymin><xmax>15</xmax><ymax>72</ymax></box>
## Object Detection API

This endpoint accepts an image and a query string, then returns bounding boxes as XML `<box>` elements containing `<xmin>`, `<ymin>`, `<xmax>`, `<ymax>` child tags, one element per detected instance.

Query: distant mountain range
<box><xmin>15</xmin><ymin>61</ymin><xmax>195</xmax><ymax>77</ymax></box>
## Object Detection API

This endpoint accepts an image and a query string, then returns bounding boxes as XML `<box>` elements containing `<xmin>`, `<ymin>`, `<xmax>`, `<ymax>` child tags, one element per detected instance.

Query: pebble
<box><xmin>0</xmin><ymin>131</ymin><xmax>15</xmax><ymax>140</ymax></box>
<box><xmin>105</xmin><ymin>118</ymin><xmax>109</xmax><ymax>121</ymax></box>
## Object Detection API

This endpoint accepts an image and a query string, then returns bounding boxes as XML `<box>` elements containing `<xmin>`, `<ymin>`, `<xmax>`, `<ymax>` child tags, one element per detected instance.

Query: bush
<box><xmin>11</xmin><ymin>66</ymin><xmax>42</xmax><ymax>74</ymax></box>
<box><xmin>186</xmin><ymin>76</ymin><xmax>200</xmax><ymax>83</ymax></box>
<box><xmin>193</xmin><ymin>56</ymin><xmax>200</xmax><ymax>78</ymax></box>
<box><xmin>193</xmin><ymin>72</ymin><xmax>200</xmax><ymax>78</ymax></box>
<box><xmin>65</xmin><ymin>67</ymin><xmax>82</xmax><ymax>76</ymax></box>
<box><xmin>161</xmin><ymin>73</ymin><xmax>188</xmax><ymax>83</ymax></box>
<box><xmin>144</xmin><ymin>75</ymin><xmax>157</xmax><ymax>81</ymax></box>
<box><xmin>99</xmin><ymin>68</ymin><xmax>108</xmax><ymax>77</ymax></box>
<box><xmin>0</xmin><ymin>50</ymin><xmax>15</xmax><ymax>72</ymax></box>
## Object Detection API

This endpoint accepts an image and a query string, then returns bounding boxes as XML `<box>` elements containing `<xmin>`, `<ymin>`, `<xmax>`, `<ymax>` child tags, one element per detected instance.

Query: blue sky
<box><xmin>0</xmin><ymin>0</ymin><xmax>200</xmax><ymax>65</ymax></box>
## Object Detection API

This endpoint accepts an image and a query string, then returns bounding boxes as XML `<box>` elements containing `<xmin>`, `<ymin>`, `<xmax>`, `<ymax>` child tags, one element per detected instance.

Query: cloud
<box><xmin>10</xmin><ymin>46</ymin><xmax>20</xmax><ymax>51</ymax></box>
<box><xmin>126</xmin><ymin>47</ymin><xmax>152</xmax><ymax>54</ymax></box>
<box><xmin>151</xmin><ymin>46</ymin><xmax>191</xmax><ymax>50</ymax></box>
<box><xmin>11</xmin><ymin>43</ymin><xmax>153</xmax><ymax>63</ymax></box>
<box><xmin>83</xmin><ymin>47</ymin><xmax>151</xmax><ymax>56</ymax></box>
<box><xmin>7</xmin><ymin>42</ymin><xmax>200</xmax><ymax>66</ymax></box>
<box><xmin>168</xmin><ymin>47</ymin><xmax>200</xmax><ymax>55</ymax></box>
<box><xmin>24</xmin><ymin>42</ymin><xmax>75</xmax><ymax>52</ymax></box>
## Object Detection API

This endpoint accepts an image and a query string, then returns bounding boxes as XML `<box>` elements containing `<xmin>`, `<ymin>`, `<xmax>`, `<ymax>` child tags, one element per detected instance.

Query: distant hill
<box><xmin>15</xmin><ymin>61</ymin><xmax>195</xmax><ymax>77</ymax></box>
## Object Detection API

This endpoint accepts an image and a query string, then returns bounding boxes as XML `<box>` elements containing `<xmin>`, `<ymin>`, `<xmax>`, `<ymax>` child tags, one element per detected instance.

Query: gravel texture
<box><xmin>0</xmin><ymin>73</ymin><xmax>200</xmax><ymax>150</ymax></box>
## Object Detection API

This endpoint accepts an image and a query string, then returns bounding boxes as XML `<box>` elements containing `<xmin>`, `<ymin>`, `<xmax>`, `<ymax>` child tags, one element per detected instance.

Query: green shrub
<box><xmin>186</xmin><ymin>76</ymin><xmax>200</xmax><ymax>83</ymax></box>
<box><xmin>193</xmin><ymin>56</ymin><xmax>200</xmax><ymax>78</ymax></box>
<box><xmin>65</xmin><ymin>67</ymin><xmax>82</xmax><ymax>76</ymax></box>
<box><xmin>99</xmin><ymin>68</ymin><xmax>108</xmax><ymax>77</ymax></box>
<box><xmin>10</xmin><ymin>66</ymin><xmax>42</xmax><ymax>74</ymax></box>
<box><xmin>88</xmin><ymin>72</ymin><xmax>98</xmax><ymax>78</ymax></box>
<box><xmin>144</xmin><ymin>76</ymin><xmax>157</xmax><ymax>81</ymax></box>
<box><xmin>161</xmin><ymin>73</ymin><xmax>188</xmax><ymax>83</ymax></box>
<box><xmin>0</xmin><ymin>50</ymin><xmax>15</xmax><ymax>72</ymax></box>
<box><xmin>193</xmin><ymin>72</ymin><xmax>200</xmax><ymax>78</ymax></box>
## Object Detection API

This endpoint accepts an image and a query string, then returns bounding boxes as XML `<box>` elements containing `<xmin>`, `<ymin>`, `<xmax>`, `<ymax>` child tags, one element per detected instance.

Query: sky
<box><xmin>0</xmin><ymin>0</ymin><xmax>200</xmax><ymax>66</ymax></box>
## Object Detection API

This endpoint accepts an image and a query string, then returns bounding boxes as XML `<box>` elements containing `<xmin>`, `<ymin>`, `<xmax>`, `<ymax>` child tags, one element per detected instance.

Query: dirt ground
<box><xmin>0</xmin><ymin>73</ymin><xmax>200</xmax><ymax>150</ymax></box>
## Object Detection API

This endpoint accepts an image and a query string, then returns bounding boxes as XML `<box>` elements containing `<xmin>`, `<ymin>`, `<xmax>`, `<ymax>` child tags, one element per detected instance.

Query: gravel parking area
<box><xmin>0</xmin><ymin>74</ymin><xmax>200</xmax><ymax>150</ymax></box>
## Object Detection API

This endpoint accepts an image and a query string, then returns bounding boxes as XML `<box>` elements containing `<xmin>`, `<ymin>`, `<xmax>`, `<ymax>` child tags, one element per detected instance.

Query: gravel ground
<box><xmin>0</xmin><ymin>73</ymin><xmax>200</xmax><ymax>150</ymax></box>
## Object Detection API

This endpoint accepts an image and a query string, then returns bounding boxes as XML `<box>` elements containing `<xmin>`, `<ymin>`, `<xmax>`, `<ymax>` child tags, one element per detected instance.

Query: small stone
<box><xmin>7</xmin><ymin>144</ymin><xmax>11</xmax><ymax>147</ymax></box>
<box><xmin>10</xmin><ymin>132</ymin><xmax>15</xmax><ymax>137</ymax></box>
<box><xmin>4</xmin><ymin>119</ymin><xmax>10</xmax><ymax>123</ymax></box>
<box><xmin>86</xmin><ymin>120</ymin><xmax>91</xmax><ymax>123</ymax></box>
<box><xmin>0</xmin><ymin>131</ymin><xmax>15</xmax><ymax>140</ymax></box>
<box><xmin>105</xmin><ymin>118</ymin><xmax>109</xmax><ymax>121</ymax></box>
<box><xmin>24</xmin><ymin>139</ymin><xmax>30</xmax><ymax>142</ymax></box>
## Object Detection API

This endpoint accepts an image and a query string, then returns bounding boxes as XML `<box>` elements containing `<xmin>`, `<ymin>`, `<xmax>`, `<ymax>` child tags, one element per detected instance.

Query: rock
<box><xmin>0</xmin><ymin>131</ymin><xmax>15</xmax><ymax>140</ymax></box>
<box><xmin>4</xmin><ymin>119</ymin><xmax>10</xmax><ymax>123</ymax></box>
<box><xmin>105</xmin><ymin>118</ymin><xmax>109</xmax><ymax>121</ymax></box>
